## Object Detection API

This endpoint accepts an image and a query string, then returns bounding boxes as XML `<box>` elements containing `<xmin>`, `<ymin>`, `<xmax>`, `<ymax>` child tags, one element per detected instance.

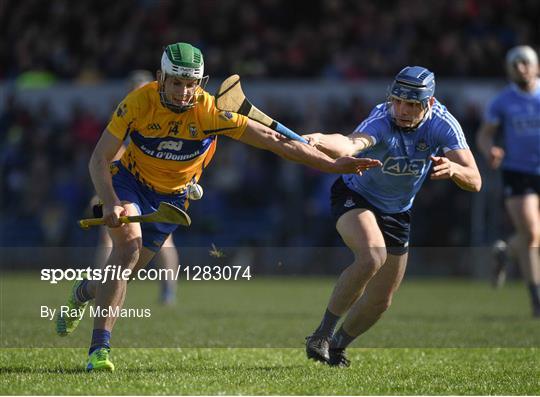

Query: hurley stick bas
<box><xmin>215</xmin><ymin>74</ymin><xmax>308</xmax><ymax>144</ymax></box>
<box><xmin>78</xmin><ymin>202</ymin><xmax>191</xmax><ymax>229</ymax></box>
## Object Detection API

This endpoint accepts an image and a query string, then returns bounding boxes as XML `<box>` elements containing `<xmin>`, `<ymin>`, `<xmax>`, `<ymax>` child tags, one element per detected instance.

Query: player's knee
<box><xmin>529</xmin><ymin>230</ymin><xmax>540</xmax><ymax>247</ymax></box>
<box><xmin>369</xmin><ymin>295</ymin><xmax>393</xmax><ymax>315</ymax></box>
<box><xmin>519</xmin><ymin>228</ymin><xmax>540</xmax><ymax>247</ymax></box>
<box><xmin>113</xmin><ymin>240</ymin><xmax>142</xmax><ymax>266</ymax></box>
<box><xmin>352</xmin><ymin>248</ymin><xmax>387</xmax><ymax>278</ymax></box>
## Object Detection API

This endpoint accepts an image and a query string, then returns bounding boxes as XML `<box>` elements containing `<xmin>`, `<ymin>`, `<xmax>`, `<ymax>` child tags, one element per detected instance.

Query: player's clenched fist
<box><xmin>430</xmin><ymin>155</ymin><xmax>455</xmax><ymax>179</ymax></box>
<box><xmin>103</xmin><ymin>202</ymin><xmax>127</xmax><ymax>228</ymax></box>
<box><xmin>487</xmin><ymin>146</ymin><xmax>505</xmax><ymax>169</ymax></box>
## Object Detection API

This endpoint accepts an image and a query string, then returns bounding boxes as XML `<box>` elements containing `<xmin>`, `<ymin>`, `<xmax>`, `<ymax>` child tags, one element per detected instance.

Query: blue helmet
<box><xmin>388</xmin><ymin>66</ymin><xmax>435</xmax><ymax>109</ymax></box>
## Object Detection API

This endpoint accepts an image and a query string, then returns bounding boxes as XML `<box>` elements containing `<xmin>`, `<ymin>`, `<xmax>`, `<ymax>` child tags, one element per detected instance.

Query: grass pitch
<box><xmin>2</xmin><ymin>347</ymin><xmax>538</xmax><ymax>395</ymax></box>
<box><xmin>1</xmin><ymin>274</ymin><xmax>539</xmax><ymax>394</ymax></box>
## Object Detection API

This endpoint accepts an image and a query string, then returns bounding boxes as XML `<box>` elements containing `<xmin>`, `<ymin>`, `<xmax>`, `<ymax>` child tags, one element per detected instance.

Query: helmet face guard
<box><xmin>158</xmin><ymin>74</ymin><xmax>208</xmax><ymax>113</ymax></box>
<box><xmin>387</xmin><ymin>66</ymin><xmax>435</xmax><ymax>130</ymax></box>
<box><xmin>158</xmin><ymin>43</ymin><xmax>208</xmax><ymax>113</ymax></box>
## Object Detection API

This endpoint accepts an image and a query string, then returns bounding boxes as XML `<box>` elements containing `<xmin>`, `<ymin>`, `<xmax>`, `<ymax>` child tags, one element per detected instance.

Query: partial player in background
<box><xmin>304</xmin><ymin>66</ymin><xmax>482</xmax><ymax>367</ymax></box>
<box><xmin>476</xmin><ymin>45</ymin><xmax>540</xmax><ymax>317</ymax></box>
<box><xmin>56</xmin><ymin>42</ymin><xmax>381</xmax><ymax>372</ymax></box>
<box><xmin>93</xmin><ymin>69</ymin><xmax>181</xmax><ymax>305</ymax></box>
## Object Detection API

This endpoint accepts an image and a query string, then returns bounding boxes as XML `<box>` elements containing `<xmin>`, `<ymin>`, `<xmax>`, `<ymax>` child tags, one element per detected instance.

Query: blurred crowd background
<box><xmin>0</xmin><ymin>1</ymin><xmax>538</xmax><ymax>272</ymax></box>
<box><xmin>3</xmin><ymin>0</ymin><xmax>539</xmax><ymax>81</ymax></box>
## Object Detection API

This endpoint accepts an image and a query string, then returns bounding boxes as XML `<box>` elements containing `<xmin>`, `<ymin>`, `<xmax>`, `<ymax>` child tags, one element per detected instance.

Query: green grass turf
<box><xmin>1</xmin><ymin>348</ymin><xmax>538</xmax><ymax>395</ymax></box>
<box><xmin>1</xmin><ymin>274</ymin><xmax>539</xmax><ymax>394</ymax></box>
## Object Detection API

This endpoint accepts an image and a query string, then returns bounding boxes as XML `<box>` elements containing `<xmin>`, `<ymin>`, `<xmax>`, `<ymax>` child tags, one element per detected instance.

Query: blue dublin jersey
<box><xmin>484</xmin><ymin>80</ymin><xmax>540</xmax><ymax>175</ymax></box>
<box><xmin>343</xmin><ymin>100</ymin><xmax>469</xmax><ymax>213</ymax></box>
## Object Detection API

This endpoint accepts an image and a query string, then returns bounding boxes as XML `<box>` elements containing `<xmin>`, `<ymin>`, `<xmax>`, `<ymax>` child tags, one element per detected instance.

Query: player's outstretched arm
<box><xmin>476</xmin><ymin>122</ymin><xmax>505</xmax><ymax>169</ymax></box>
<box><xmin>89</xmin><ymin>129</ymin><xmax>127</xmax><ymax>227</ymax></box>
<box><xmin>238</xmin><ymin>119</ymin><xmax>381</xmax><ymax>174</ymax></box>
<box><xmin>303</xmin><ymin>132</ymin><xmax>375</xmax><ymax>159</ymax></box>
<box><xmin>430</xmin><ymin>149</ymin><xmax>482</xmax><ymax>192</ymax></box>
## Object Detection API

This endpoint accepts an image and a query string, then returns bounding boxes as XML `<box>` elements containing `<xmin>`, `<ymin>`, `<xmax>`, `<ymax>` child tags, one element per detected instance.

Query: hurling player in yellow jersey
<box><xmin>91</xmin><ymin>70</ymin><xmax>181</xmax><ymax>306</ymax></box>
<box><xmin>56</xmin><ymin>42</ymin><xmax>381</xmax><ymax>371</ymax></box>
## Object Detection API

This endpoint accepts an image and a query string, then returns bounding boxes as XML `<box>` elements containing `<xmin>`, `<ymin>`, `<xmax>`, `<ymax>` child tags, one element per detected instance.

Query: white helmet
<box><xmin>506</xmin><ymin>45</ymin><xmax>538</xmax><ymax>68</ymax></box>
<box><xmin>505</xmin><ymin>45</ymin><xmax>539</xmax><ymax>84</ymax></box>
<box><xmin>159</xmin><ymin>42</ymin><xmax>208</xmax><ymax>113</ymax></box>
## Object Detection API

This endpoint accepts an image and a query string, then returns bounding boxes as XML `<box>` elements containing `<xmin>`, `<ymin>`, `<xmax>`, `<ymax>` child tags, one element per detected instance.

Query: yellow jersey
<box><xmin>106</xmin><ymin>82</ymin><xmax>248</xmax><ymax>194</ymax></box>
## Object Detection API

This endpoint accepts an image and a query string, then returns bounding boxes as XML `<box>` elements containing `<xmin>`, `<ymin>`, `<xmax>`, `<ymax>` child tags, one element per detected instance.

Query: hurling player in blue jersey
<box><xmin>303</xmin><ymin>66</ymin><xmax>482</xmax><ymax>367</ymax></box>
<box><xmin>477</xmin><ymin>45</ymin><xmax>540</xmax><ymax>317</ymax></box>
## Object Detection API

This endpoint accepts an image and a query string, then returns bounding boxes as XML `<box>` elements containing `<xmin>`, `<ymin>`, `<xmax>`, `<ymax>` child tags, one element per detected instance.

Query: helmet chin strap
<box><xmin>159</xmin><ymin>93</ymin><xmax>192</xmax><ymax>113</ymax></box>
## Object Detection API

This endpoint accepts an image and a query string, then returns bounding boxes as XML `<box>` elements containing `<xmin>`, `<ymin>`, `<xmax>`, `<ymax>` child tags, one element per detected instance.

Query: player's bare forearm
<box><xmin>239</xmin><ymin>120</ymin><xmax>380</xmax><ymax>174</ymax></box>
<box><xmin>430</xmin><ymin>150</ymin><xmax>482</xmax><ymax>192</ymax></box>
<box><xmin>240</xmin><ymin>122</ymin><xmax>338</xmax><ymax>172</ymax></box>
<box><xmin>476</xmin><ymin>122</ymin><xmax>505</xmax><ymax>169</ymax></box>
<box><xmin>89</xmin><ymin>157</ymin><xmax>120</xmax><ymax>208</ymax></box>
<box><xmin>450</xmin><ymin>162</ymin><xmax>482</xmax><ymax>192</ymax></box>
<box><xmin>89</xmin><ymin>130</ymin><xmax>124</xmax><ymax>207</ymax></box>
<box><xmin>303</xmin><ymin>133</ymin><xmax>350</xmax><ymax>158</ymax></box>
<box><xmin>476</xmin><ymin>123</ymin><xmax>495</xmax><ymax>158</ymax></box>
<box><xmin>304</xmin><ymin>132</ymin><xmax>375</xmax><ymax>158</ymax></box>
<box><xmin>89</xmin><ymin>154</ymin><xmax>119</xmax><ymax>206</ymax></box>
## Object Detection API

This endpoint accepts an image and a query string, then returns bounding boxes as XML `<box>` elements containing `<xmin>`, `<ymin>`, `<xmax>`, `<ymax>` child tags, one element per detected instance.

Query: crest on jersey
<box><xmin>116</xmin><ymin>103</ymin><xmax>127</xmax><ymax>118</ymax></box>
<box><xmin>219</xmin><ymin>111</ymin><xmax>234</xmax><ymax>121</ymax></box>
<box><xmin>344</xmin><ymin>197</ymin><xmax>355</xmax><ymax>208</ymax></box>
<box><xmin>415</xmin><ymin>139</ymin><xmax>429</xmax><ymax>151</ymax></box>
<box><xmin>188</xmin><ymin>123</ymin><xmax>198</xmax><ymax>137</ymax></box>
<box><xmin>168</xmin><ymin>121</ymin><xmax>182</xmax><ymax>135</ymax></box>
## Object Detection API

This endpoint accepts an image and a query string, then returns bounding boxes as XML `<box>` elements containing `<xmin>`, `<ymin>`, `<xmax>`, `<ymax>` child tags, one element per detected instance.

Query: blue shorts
<box><xmin>502</xmin><ymin>169</ymin><xmax>540</xmax><ymax>198</ymax></box>
<box><xmin>330</xmin><ymin>177</ymin><xmax>411</xmax><ymax>255</ymax></box>
<box><xmin>111</xmin><ymin>162</ymin><xmax>187</xmax><ymax>252</ymax></box>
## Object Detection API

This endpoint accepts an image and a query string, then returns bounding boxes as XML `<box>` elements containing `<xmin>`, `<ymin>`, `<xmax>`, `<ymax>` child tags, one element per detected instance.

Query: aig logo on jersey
<box><xmin>382</xmin><ymin>157</ymin><xmax>426</xmax><ymax>177</ymax></box>
<box><xmin>157</xmin><ymin>140</ymin><xmax>183</xmax><ymax>151</ymax></box>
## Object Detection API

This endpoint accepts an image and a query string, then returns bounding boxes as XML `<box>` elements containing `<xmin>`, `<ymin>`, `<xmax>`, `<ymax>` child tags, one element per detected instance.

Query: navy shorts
<box><xmin>502</xmin><ymin>169</ymin><xmax>540</xmax><ymax>198</ymax></box>
<box><xmin>109</xmin><ymin>162</ymin><xmax>187</xmax><ymax>252</ymax></box>
<box><xmin>330</xmin><ymin>177</ymin><xmax>411</xmax><ymax>255</ymax></box>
